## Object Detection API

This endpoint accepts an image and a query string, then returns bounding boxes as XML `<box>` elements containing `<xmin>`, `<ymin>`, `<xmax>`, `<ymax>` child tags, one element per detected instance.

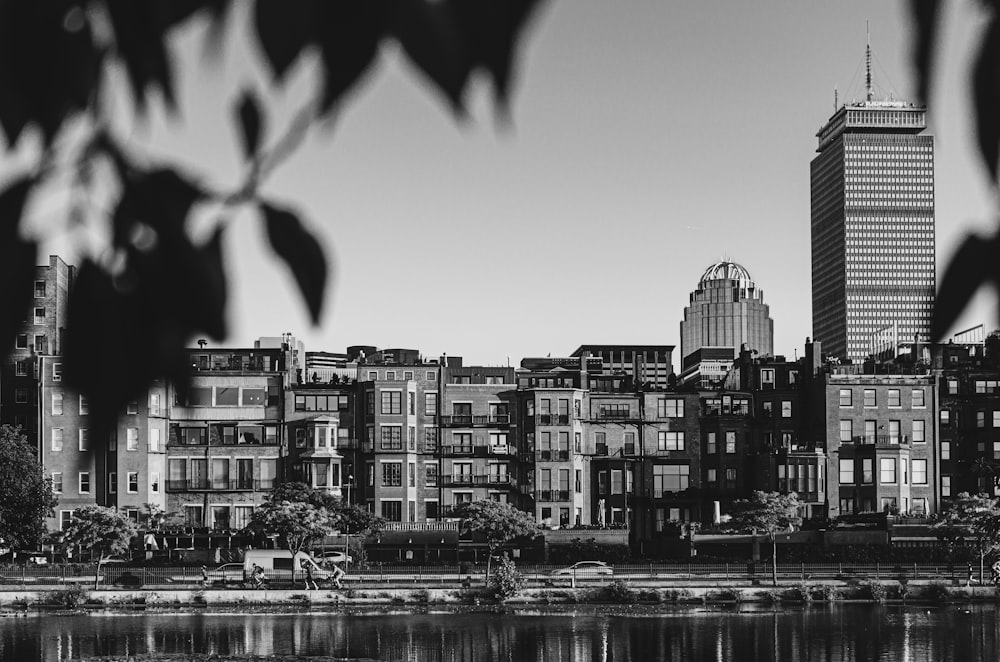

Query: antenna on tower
<box><xmin>865</xmin><ymin>20</ymin><xmax>874</xmax><ymax>102</ymax></box>
<box><xmin>834</xmin><ymin>86</ymin><xmax>838</xmax><ymax>112</ymax></box>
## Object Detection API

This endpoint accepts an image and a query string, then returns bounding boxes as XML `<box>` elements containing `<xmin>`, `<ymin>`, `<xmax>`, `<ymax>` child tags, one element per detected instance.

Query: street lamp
<box><xmin>344</xmin><ymin>474</ymin><xmax>354</xmax><ymax>566</ymax></box>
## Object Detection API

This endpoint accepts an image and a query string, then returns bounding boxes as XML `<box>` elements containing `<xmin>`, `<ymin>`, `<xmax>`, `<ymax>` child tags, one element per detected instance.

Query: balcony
<box><xmin>165</xmin><ymin>479</ymin><xmax>278</xmax><ymax>492</ymax></box>
<box><xmin>849</xmin><ymin>435</ymin><xmax>910</xmax><ymax>448</ymax></box>
<box><xmin>442</xmin><ymin>474</ymin><xmax>476</xmax><ymax>487</ymax></box>
<box><xmin>594</xmin><ymin>411</ymin><xmax>632</xmax><ymax>421</ymax></box>
<box><xmin>440</xmin><ymin>474</ymin><xmax>518</xmax><ymax>488</ymax></box>
<box><xmin>647</xmin><ymin>486</ymin><xmax>690</xmax><ymax>499</ymax></box>
<box><xmin>537</xmin><ymin>489</ymin><xmax>572</xmax><ymax>502</ymax></box>
<box><xmin>536</xmin><ymin>450</ymin><xmax>571</xmax><ymax>461</ymax></box>
<box><xmin>488</xmin><ymin>444</ymin><xmax>516</xmax><ymax>457</ymax></box>
<box><xmin>442</xmin><ymin>445</ymin><xmax>476</xmax><ymax>456</ymax></box>
<box><xmin>537</xmin><ymin>414</ymin><xmax>571</xmax><ymax>425</ymax></box>
<box><xmin>439</xmin><ymin>414</ymin><xmax>511</xmax><ymax>426</ymax></box>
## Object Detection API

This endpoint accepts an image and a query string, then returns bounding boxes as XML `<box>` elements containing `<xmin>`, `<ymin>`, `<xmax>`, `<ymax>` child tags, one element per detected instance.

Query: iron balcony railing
<box><xmin>439</xmin><ymin>414</ymin><xmax>511</xmax><ymax>426</ymax></box>
<box><xmin>537</xmin><ymin>489</ymin><xmax>572</xmax><ymax>502</ymax></box>
<box><xmin>536</xmin><ymin>450</ymin><xmax>571</xmax><ymax>461</ymax></box>
<box><xmin>165</xmin><ymin>479</ymin><xmax>278</xmax><ymax>492</ymax></box>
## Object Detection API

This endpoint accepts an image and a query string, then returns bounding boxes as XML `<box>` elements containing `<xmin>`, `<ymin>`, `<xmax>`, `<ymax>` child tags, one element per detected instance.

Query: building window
<box><xmin>34</xmin><ymin>280</ymin><xmax>45</xmax><ymax>297</ymax></box>
<box><xmin>108</xmin><ymin>473</ymin><xmax>117</xmax><ymax>493</ymax></box>
<box><xmin>381</xmin><ymin>500</ymin><xmax>402</xmax><ymax>522</ymax></box>
<box><xmin>912</xmin><ymin>420</ymin><xmax>925</xmax><ymax>443</ymax></box>
<box><xmin>386</xmin><ymin>371</ymin><xmax>396</xmax><ymax>381</ymax></box>
<box><xmin>862</xmin><ymin>458</ymin><xmax>873</xmax><ymax>484</ymax></box>
<box><xmin>127</xmin><ymin>427</ymin><xmax>138</xmax><ymax>451</ymax></box>
<box><xmin>761</xmin><ymin>369</ymin><xmax>775</xmax><ymax>385</ymax></box>
<box><xmin>15</xmin><ymin>334</ymin><xmax>27</xmax><ymax>349</ymax></box>
<box><xmin>839</xmin><ymin>389</ymin><xmax>852</xmax><ymax>407</ymax></box>
<box><xmin>381</xmin><ymin>391</ymin><xmax>401</xmax><ymax>414</ymax></box>
<box><xmin>408</xmin><ymin>392</ymin><xmax>415</xmax><ymax>415</ymax></box>
<box><xmin>978</xmin><ymin>411</ymin><xmax>986</xmax><ymax>428</ymax></box>
<box><xmin>79</xmin><ymin>472</ymin><xmax>90</xmax><ymax>494</ymax></box>
<box><xmin>151</xmin><ymin>472</ymin><xmax>159</xmax><ymax>493</ymax></box>
<box><xmin>941</xmin><ymin>441</ymin><xmax>950</xmax><ymax>460</ymax></box>
<box><xmin>839</xmin><ymin>420</ymin><xmax>853</xmax><ymax>442</ymax></box>
<box><xmin>408</xmin><ymin>462</ymin><xmax>416</xmax><ymax>487</ymax></box>
<box><xmin>657</xmin><ymin>431</ymin><xmax>684</xmax><ymax>451</ymax></box>
<box><xmin>707</xmin><ymin>468</ymin><xmax>717</xmax><ymax>483</ymax></box>
<box><xmin>14</xmin><ymin>388</ymin><xmax>27</xmax><ymax>404</ymax></box>
<box><xmin>911</xmin><ymin>389</ymin><xmax>925</xmax><ymax>408</ymax></box>
<box><xmin>941</xmin><ymin>410</ymin><xmax>950</xmax><ymax>425</ymax></box>
<box><xmin>78</xmin><ymin>394</ymin><xmax>89</xmax><ymax>415</ymax></box>
<box><xmin>658</xmin><ymin>398</ymin><xmax>684</xmax><ymax>418</ymax></box>
<box><xmin>942</xmin><ymin>475</ymin><xmax>951</xmax><ymax>497</ymax></box>
<box><xmin>51</xmin><ymin>392</ymin><xmax>63</xmax><ymax>415</ymax></box>
<box><xmin>51</xmin><ymin>361</ymin><xmax>61</xmax><ymax>381</ymax></box>
<box><xmin>948</xmin><ymin>379</ymin><xmax>959</xmax><ymax>394</ymax></box>
<box><xmin>34</xmin><ymin>335</ymin><xmax>47</xmax><ymax>353</ymax></box>
<box><xmin>725</xmin><ymin>468</ymin><xmax>737</xmax><ymax>482</ymax></box>
<box><xmin>425</xmin><ymin>463</ymin><xmax>438</xmax><ymax>487</ymax></box>
<box><xmin>59</xmin><ymin>511</ymin><xmax>74</xmax><ymax>531</ymax></box>
<box><xmin>51</xmin><ymin>429</ymin><xmax>63</xmax><ymax>452</ymax></box>
<box><xmin>863</xmin><ymin>390</ymin><xmax>876</xmax><ymax>407</ymax></box>
<box><xmin>424</xmin><ymin>393</ymin><xmax>437</xmax><ymax>416</ymax></box>
<box><xmin>994</xmin><ymin>411</ymin><xmax>1000</xmax><ymax>428</ymax></box>
<box><xmin>781</xmin><ymin>401</ymin><xmax>792</xmax><ymax>418</ymax></box>
<box><xmin>127</xmin><ymin>472</ymin><xmax>139</xmax><ymax>493</ymax></box>
<box><xmin>380</xmin><ymin>426</ymin><xmax>402</xmax><ymax>450</ymax></box>
<box><xmin>127</xmin><ymin>401</ymin><xmax>139</xmax><ymax>415</ymax></box>
<box><xmin>888</xmin><ymin>389</ymin><xmax>901</xmax><ymax>407</ymax></box>
<box><xmin>78</xmin><ymin>429</ymin><xmax>88</xmax><ymax>452</ymax></box>
<box><xmin>52</xmin><ymin>472</ymin><xmax>62</xmax><ymax>494</ymax></box>
<box><xmin>839</xmin><ymin>459</ymin><xmax>854</xmax><ymax>484</ymax></box>
<box><xmin>14</xmin><ymin>360</ymin><xmax>27</xmax><ymax>376</ymax></box>
<box><xmin>879</xmin><ymin>458</ymin><xmax>896</xmax><ymax>484</ymax></box>
<box><xmin>725</xmin><ymin>431</ymin><xmax>736</xmax><ymax>454</ymax></box>
<box><xmin>381</xmin><ymin>462</ymin><xmax>402</xmax><ymax>487</ymax></box>
<box><xmin>427</xmin><ymin>371</ymin><xmax>436</xmax><ymax>381</ymax></box>
<box><xmin>911</xmin><ymin>459</ymin><xmax>927</xmax><ymax>485</ymax></box>
<box><xmin>995</xmin><ymin>441</ymin><xmax>1000</xmax><ymax>460</ymax></box>
<box><xmin>149</xmin><ymin>393</ymin><xmax>161</xmax><ymax>416</ymax></box>
<box><xmin>653</xmin><ymin>464</ymin><xmax>689</xmax><ymax>495</ymax></box>
<box><xmin>149</xmin><ymin>427</ymin><xmax>160</xmax><ymax>452</ymax></box>
<box><xmin>706</xmin><ymin>432</ymin><xmax>716</xmax><ymax>454</ymax></box>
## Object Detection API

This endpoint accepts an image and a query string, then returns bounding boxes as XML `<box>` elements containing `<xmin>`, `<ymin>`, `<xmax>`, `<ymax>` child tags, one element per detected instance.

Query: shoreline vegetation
<box><xmin>5</xmin><ymin>579</ymin><xmax>1000</xmax><ymax>612</ymax></box>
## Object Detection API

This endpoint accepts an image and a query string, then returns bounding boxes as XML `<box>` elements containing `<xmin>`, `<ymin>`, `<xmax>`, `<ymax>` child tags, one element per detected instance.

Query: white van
<box><xmin>243</xmin><ymin>550</ymin><xmax>333</xmax><ymax>584</ymax></box>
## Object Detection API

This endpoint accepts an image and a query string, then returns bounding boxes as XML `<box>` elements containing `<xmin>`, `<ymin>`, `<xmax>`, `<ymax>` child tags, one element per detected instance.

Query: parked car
<box><xmin>316</xmin><ymin>551</ymin><xmax>353</xmax><ymax>565</ymax></box>
<box><xmin>551</xmin><ymin>561</ymin><xmax>614</xmax><ymax>577</ymax></box>
<box><xmin>204</xmin><ymin>563</ymin><xmax>246</xmax><ymax>584</ymax></box>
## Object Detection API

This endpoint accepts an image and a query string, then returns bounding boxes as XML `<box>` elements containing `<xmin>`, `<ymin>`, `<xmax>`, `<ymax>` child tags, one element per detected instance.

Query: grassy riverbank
<box><xmin>3</xmin><ymin>579</ymin><xmax>999</xmax><ymax>611</ymax></box>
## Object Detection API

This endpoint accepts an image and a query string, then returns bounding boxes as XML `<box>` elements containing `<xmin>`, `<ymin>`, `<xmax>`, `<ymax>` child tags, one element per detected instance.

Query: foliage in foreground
<box><xmin>488</xmin><ymin>556</ymin><xmax>526</xmax><ymax>602</ymax></box>
<box><xmin>0</xmin><ymin>425</ymin><xmax>57</xmax><ymax>552</ymax></box>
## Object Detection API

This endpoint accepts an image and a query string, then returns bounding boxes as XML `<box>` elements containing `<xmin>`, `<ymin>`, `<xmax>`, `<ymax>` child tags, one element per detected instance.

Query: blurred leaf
<box><xmin>103</xmin><ymin>0</ymin><xmax>176</xmax><ymax>111</ymax></box>
<box><xmin>0</xmin><ymin>1</ymin><xmax>101</xmax><ymax>145</ymax></box>
<box><xmin>261</xmin><ymin>202</ymin><xmax>327</xmax><ymax>324</ymax></box>
<box><xmin>254</xmin><ymin>0</ymin><xmax>320</xmax><ymax>82</ymax></box>
<box><xmin>0</xmin><ymin>177</ymin><xmax>37</xmax><ymax>357</ymax></box>
<box><xmin>932</xmin><ymin>232</ymin><xmax>995</xmax><ymax>342</ymax></box>
<box><xmin>974</xmin><ymin>15</ymin><xmax>1000</xmax><ymax>182</ymax></box>
<box><xmin>315</xmin><ymin>2</ymin><xmax>388</xmax><ymax>114</ymax></box>
<box><xmin>112</xmin><ymin>169</ymin><xmax>205</xmax><ymax>248</ymax></box>
<box><xmin>234</xmin><ymin>89</ymin><xmax>265</xmax><ymax>160</ymax></box>
<box><xmin>909</xmin><ymin>0</ymin><xmax>943</xmax><ymax>106</ymax></box>
<box><xmin>445</xmin><ymin>0</ymin><xmax>545</xmax><ymax>111</ymax></box>
<box><xmin>392</xmin><ymin>1</ymin><xmax>466</xmax><ymax>113</ymax></box>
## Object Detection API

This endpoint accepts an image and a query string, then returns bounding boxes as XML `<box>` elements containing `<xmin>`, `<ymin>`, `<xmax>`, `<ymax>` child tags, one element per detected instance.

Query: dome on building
<box><xmin>698</xmin><ymin>260</ymin><xmax>755</xmax><ymax>289</ymax></box>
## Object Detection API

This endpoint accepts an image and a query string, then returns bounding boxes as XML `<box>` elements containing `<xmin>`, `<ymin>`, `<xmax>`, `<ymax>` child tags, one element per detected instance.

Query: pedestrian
<box><xmin>992</xmin><ymin>559</ymin><xmax>1000</xmax><ymax>585</ymax></box>
<box><xmin>303</xmin><ymin>559</ymin><xmax>318</xmax><ymax>590</ymax></box>
<box><xmin>330</xmin><ymin>563</ymin><xmax>345</xmax><ymax>589</ymax></box>
<box><xmin>250</xmin><ymin>563</ymin><xmax>265</xmax><ymax>589</ymax></box>
<box><xmin>967</xmin><ymin>562</ymin><xmax>975</xmax><ymax>586</ymax></box>
<box><xmin>200</xmin><ymin>564</ymin><xmax>208</xmax><ymax>587</ymax></box>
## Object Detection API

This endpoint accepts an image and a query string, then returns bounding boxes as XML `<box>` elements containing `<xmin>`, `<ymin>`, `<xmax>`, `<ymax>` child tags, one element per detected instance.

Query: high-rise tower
<box><xmin>811</xmin><ymin>38</ymin><xmax>935</xmax><ymax>363</ymax></box>
<box><xmin>680</xmin><ymin>260</ymin><xmax>773</xmax><ymax>384</ymax></box>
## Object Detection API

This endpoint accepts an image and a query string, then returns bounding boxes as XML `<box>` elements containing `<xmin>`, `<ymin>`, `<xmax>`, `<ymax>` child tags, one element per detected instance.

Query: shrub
<box><xmin>858</xmin><ymin>580</ymin><xmax>887</xmax><ymax>602</ymax></box>
<box><xmin>785</xmin><ymin>584</ymin><xmax>813</xmax><ymax>602</ymax></box>
<box><xmin>896</xmin><ymin>580</ymin><xmax>911</xmax><ymax>601</ymax></box>
<box><xmin>762</xmin><ymin>589</ymin><xmax>784</xmax><ymax>604</ymax></box>
<box><xmin>47</xmin><ymin>585</ymin><xmax>86</xmax><ymax>608</ymax></box>
<box><xmin>664</xmin><ymin>588</ymin><xmax>693</xmax><ymax>603</ymax></box>
<box><xmin>716</xmin><ymin>588</ymin><xmax>744</xmax><ymax>603</ymax></box>
<box><xmin>488</xmin><ymin>557</ymin><xmax>526</xmax><ymax>603</ymax></box>
<box><xmin>414</xmin><ymin>589</ymin><xmax>432</xmax><ymax>605</ymax></box>
<box><xmin>604</xmin><ymin>580</ymin><xmax>638</xmax><ymax>604</ymax></box>
<box><xmin>812</xmin><ymin>585</ymin><xmax>841</xmax><ymax>602</ymax></box>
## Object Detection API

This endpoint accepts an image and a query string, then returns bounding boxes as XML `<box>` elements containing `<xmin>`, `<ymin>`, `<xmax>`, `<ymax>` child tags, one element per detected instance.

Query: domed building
<box><xmin>679</xmin><ymin>260</ymin><xmax>773</xmax><ymax>385</ymax></box>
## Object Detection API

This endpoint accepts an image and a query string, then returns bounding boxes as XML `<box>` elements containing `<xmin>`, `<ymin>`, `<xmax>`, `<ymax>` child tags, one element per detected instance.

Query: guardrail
<box><xmin>0</xmin><ymin>562</ymin><xmax>974</xmax><ymax>590</ymax></box>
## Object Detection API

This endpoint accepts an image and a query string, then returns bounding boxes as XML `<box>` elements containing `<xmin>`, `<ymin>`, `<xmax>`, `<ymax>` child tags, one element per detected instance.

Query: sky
<box><xmin>19</xmin><ymin>1</ymin><xmax>1000</xmax><ymax>367</ymax></box>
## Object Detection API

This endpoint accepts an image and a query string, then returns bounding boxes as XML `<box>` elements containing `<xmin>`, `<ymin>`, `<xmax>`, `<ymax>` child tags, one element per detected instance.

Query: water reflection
<box><xmin>0</xmin><ymin>605</ymin><xmax>995</xmax><ymax>661</ymax></box>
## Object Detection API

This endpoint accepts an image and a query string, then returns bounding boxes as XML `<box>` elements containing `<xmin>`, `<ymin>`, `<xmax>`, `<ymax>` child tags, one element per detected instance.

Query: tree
<box><xmin>249</xmin><ymin>497</ymin><xmax>337</xmax><ymax>558</ymax></box>
<box><xmin>56</xmin><ymin>505</ymin><xmax>138</xmax><ymax>589</ymax></box>
<box><xmin>0</xmin><ymin>1</ymin><xmax>546</xmax><ymax>438</ymax></box>
<box><xmin>454</xmin><ymin>500</ymin><xmax>537</xmax><ymax>582</ymax></box>
<box><xmin>728</xmin><ymin>491</ymin><xmax>802</xmax><ymax>586</ymax></box>
<box><xmin>933</xmin><ymin>492</ymin><xmax>1000</xmax><ymax>584</ymax></box>
<box><xmin>0</xmin><ymin>425</ymin><xmax>57</xmax><ymax>553</ymax></box>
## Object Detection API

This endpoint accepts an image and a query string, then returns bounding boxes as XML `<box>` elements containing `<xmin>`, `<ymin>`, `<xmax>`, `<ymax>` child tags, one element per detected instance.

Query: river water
<box><xmin>0</xmin><ymin>604</ymin><xmax>996</xmax><ymax>661</ymax></box>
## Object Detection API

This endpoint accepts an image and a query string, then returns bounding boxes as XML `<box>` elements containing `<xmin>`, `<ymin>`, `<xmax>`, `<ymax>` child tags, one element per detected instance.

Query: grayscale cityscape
<box><xmin>1</xmin><ymin>1</ymin><xmax>999</xmax><ymax>661</ymax></box>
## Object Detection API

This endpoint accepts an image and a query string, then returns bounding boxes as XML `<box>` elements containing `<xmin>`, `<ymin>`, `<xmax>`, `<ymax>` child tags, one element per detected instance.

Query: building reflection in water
<box><xmin>2</xmin><ymin>605</ymin><xmax>998</xmax><ymax>661</ymax></box>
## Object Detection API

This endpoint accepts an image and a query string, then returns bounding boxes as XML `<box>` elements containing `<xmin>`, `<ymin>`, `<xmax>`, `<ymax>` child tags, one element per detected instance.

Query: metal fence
<box><xmin>0</xmin><ymin>562</ymin><xmax>977</xmax><ymax>590</ymax></box>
